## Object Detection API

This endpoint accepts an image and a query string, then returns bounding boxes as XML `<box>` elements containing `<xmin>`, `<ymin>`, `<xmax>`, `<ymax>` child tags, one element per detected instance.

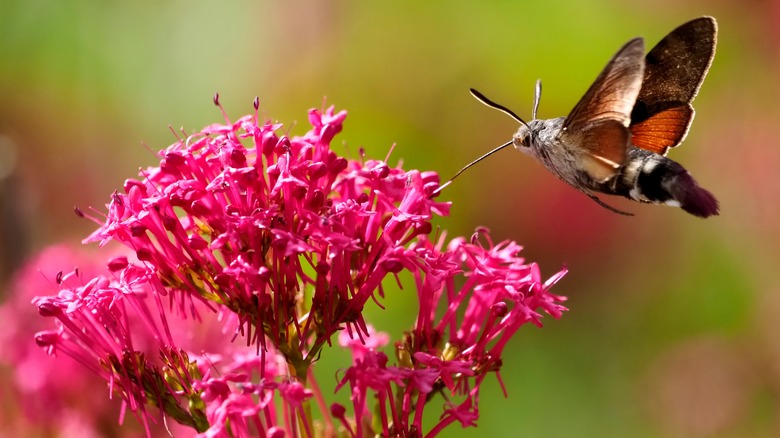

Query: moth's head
<box><xmin>512</xmin><ymin>124</ymin><xmax>532</xmax><ymax>150</ymax></box>
<box><xmin>512</xmin><ymin>118</ymin><xmax>564</xmax><ymax>156</ymax></box>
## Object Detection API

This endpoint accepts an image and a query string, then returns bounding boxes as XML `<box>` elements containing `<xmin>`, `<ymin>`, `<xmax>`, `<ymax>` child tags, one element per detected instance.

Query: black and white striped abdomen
<box><xmin>612</xmin><ymin>148</ymin><xmax>719</xmax><ymax>218</ymax></box>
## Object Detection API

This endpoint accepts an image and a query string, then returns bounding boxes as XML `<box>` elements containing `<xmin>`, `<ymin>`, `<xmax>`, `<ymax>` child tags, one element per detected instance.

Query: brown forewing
<box><xmin>579</xmin><ymin>119</ymin><xmax>630</xmax><ymax>182</ymax></box>
<box><xmin>630</xmin><ymin>16</ymin><xmax>717</xmax><ymax>155</ymax></box>
<box><xmin>561</xmin><ymin>37</ymin><xmax>646</xmax><ymax>179</ymax></box>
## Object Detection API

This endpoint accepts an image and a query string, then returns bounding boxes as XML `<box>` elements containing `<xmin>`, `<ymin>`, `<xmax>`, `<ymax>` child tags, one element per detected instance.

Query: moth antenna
<box><xmin>469</xmin><ymin>88</ymin><xmax>531</xmax><ymax>130</ymax></box>
<box><xmin>588</xmin><ymin>194</ymin><xmax>634</xmax><ymax>216</ymax></box>
<box><xmin>532</xmin><ymin>80</ymin><xmax>542</xmax><ymax>120</ymax></box>
<box><xmin>433</xmin><ymin>88</ymin><xmax>530</xmax><ymax>196</ymax></box>
<box><xmin>431</xmin><ymin>140</ymin><xmax>513</xmax><ymax>196</ymax></box>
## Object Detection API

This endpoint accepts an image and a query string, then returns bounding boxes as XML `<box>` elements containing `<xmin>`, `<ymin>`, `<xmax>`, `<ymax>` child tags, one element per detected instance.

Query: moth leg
<box><xmin>587</xmin><ymin>194</ymin><xmax>634</xmax><ymax>216</ymax></box>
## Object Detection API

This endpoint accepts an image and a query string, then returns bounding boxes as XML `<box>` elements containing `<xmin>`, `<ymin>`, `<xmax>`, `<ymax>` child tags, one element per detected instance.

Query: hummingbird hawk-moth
<box><xmin>439</xmin><ymin>17</ymin><xmax>719</xmax><ymax>218</ymax></box>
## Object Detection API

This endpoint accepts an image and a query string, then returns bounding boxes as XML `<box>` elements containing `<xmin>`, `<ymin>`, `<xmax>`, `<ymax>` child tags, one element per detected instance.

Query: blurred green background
<box><xmin>2</xmin><ymin>0</ymin><xmax>779</xmax><ymax>436</ymax></box>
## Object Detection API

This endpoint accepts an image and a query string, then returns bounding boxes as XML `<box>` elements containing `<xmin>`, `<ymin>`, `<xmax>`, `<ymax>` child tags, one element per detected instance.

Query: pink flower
<box><xmin>439</xmin><ymin>398</ymin><xmax>479</xmax><ymax>430</ymax></box>
<box><xmin>32</xmin><ymin>267</ymin><xmax>212</xmax><ymax>435</ymax></box>
<box><xmin>79</xmin><ymin>105</ymin><xmax>448</xmax><ymax>375</ymax></box>
<box><xmin>339</xmin><ymin>324</ymin><xmax>389</xmax><ymax>363</ymax></box>
<box><xmin>0</xmin><ymin>245</ymin><xmax>196</xmax><ymax>437</ymax></box>
<box><xmin>331</xmin><ymin>228</ymin><xmax>567</xmax><ymax>437</ymax></box>
<box><xmin>24</xmin><ymin>100</ymin><xmax>567</xmax><ymax>437</ymax></box>
<box><xmin>413</xmin><ymin>352</ymin><xmax>474</xmax><ymax>391</ymax></box>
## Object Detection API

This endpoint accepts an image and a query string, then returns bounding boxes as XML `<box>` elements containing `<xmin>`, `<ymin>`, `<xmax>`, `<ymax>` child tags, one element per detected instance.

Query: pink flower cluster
<box><xmin>15</xmin><ymin>98</ymin><xmax>568</xmax><ymax>437</ymax></box>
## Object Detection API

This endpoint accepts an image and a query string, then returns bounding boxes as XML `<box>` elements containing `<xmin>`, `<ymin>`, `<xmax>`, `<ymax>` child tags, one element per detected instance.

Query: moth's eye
<box><xmin>521</xmin><ymin>133</ymin><xmax>531</xmax><ymax>147</ymax></box>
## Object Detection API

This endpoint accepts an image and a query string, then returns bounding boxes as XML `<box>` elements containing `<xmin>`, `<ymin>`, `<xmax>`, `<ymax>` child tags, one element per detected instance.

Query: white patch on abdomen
<box><xmin>623</xmin><ymin>157</ymin><xmax>645</xmax><ymax>201</ymax></box>
<box><xmin>627</xmin><ymin>155</ymin><xmax>662</xmax><ymax>202</ymax></box>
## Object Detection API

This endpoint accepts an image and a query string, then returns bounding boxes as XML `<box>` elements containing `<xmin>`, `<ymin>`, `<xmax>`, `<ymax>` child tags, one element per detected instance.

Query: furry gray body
<box><xmin>515</xmin><ymin>118</ymin><xmax>687</xmax><ymax>208</ymax></box>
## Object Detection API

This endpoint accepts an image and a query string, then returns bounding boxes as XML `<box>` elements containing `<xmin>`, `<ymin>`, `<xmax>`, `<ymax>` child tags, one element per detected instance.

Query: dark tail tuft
<box><xmin>672</xmin><ymin>171</ymin><xmax>719</xmax><ymax>218</ymax></box>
